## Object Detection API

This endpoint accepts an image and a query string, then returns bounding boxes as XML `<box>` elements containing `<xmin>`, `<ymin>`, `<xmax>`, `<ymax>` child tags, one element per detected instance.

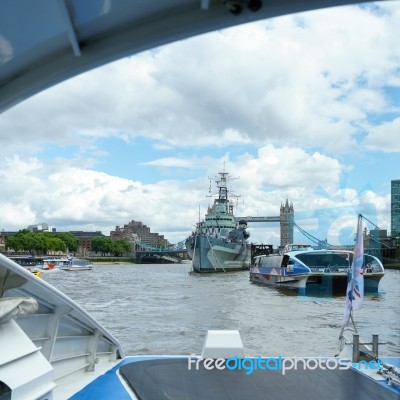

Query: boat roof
<box><xmin>289</xmin><ymin>248</ymin><xmax>354</xmax><ymax>256</ymax></box>
<box><xmin>0</xmin><ymin>0</ymin><xmax>378</xmax><ymax>114</ymax></box>
<box><xmin>113</xmin><ymin>357</ymin><xmax>400</xmax><ymax>400</ymax></box>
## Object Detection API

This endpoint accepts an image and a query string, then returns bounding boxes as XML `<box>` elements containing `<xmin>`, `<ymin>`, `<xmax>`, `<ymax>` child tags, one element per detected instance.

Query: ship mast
<box><xmin>217</xmin><ymin>172</ymin><xmax>229</xmax><ymax>203</ymax></box>
<box><xmin>207</xmin><ymin>170</ymin><xmax>239</xmax><ymax>215</ymax></box>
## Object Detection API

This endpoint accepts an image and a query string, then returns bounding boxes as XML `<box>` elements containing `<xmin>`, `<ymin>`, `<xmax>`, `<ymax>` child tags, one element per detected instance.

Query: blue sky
<box><xmin>0</xmin><ymin>2</ymin><xmax>399</xmax><ymax>246</ymax></box>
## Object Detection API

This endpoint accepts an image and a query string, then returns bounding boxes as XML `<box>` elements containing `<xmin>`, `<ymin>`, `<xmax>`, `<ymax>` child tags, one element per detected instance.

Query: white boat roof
<box><xmin>289</xmin><ymin>249</ymin><xmax>354</xmax><ymax>256</ymax></box>
<box><xmin>0</xmin><ymin>0</ymin><xmax>379</xmax><ymax>114</ymax></box>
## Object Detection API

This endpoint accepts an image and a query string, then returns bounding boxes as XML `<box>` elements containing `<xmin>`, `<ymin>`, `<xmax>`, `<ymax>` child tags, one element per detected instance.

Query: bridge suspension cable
<box><xmin>359</xmin><ymin>214</ymin><xmax>391</xmax><ymax>249</ymax></box>
<box><xmin>293</xmin><ymin>221</ymin><xmax>333</xmax><ymax>248</ymax></box>
<box><xmin>360</xmin><ymin>213</ymin><xmax>380</xmax><ymax>230</ymax></box>
<box><xmin>294</xmin><ymin>215</ymin><xmax>389</xmax><ymax>250</ymax></box>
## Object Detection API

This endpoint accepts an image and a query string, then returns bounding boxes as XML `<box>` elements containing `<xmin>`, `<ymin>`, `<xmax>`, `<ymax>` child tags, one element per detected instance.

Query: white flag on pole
<box><xmin>343</xmin><ymin>214</ymin><xmax>364</xmax><ymax>324</ymax></box>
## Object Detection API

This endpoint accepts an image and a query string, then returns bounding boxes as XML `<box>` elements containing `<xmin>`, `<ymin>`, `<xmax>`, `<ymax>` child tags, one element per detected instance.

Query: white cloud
<box><xmin>0</xmin><ymin>2</ymin><xmax>399</xmax><ymax>157</ymax></box>
<box><xmin>140</xmin><ymin>157</ymin><xmax>194</xmax><ymax>168</ymax></box>
<box><xmin>363</xmin><ymin>117</ymin><xmax>400</xmax><ymax>152</ymax></box>
<box><xmin>0</xmin><ymin>3</ymin><xmax>397</xmax><ymax>246</ymax></box>
<box><xmin>0</xmin><ymin>145</ymin><xmax>391</xmax><ymax>245</ymax></box>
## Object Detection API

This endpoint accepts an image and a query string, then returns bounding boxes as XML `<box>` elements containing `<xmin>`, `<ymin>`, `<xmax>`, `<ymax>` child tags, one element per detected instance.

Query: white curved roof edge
<box><xmin>0</xmin><ymin>0</ymin><xmax>380</xmax><ymax>114</ymax></box>
<box><xmin>0</xmin><ymin>253</ymin><xmax>125</xmax><ymax>358</ymax></box>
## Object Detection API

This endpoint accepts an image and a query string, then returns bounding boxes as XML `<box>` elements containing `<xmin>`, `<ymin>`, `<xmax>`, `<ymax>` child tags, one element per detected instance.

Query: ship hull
<box><xmin>249</xmin><ymin>254</ymin><xmax>311</xmax><ymax>291</ymax></box>
<box><xmin>186</xmin><ymin>235</ymin><xmax>250</xmax><ymax>272</ymax></box>
<box><xmin>249</xmin><ymin>270</ymin><xmax>309</xmax><ymax>290</ymax></box>
<box><xmin>306</xmin><ymin>271</ymin><xmax>385</xmax><ymax>294</ymax></box>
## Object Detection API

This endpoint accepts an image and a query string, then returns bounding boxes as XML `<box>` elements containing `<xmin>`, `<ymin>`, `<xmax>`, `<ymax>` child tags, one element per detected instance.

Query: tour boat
<box><xmin>284</xmin><ymin>244</ymin><xmax>385</xmax><ymax>293</ymax></box>
<box><xmin>59</xmin><ymin>258</ymin><xmax>94</xmax><ymax>272</ymax></box>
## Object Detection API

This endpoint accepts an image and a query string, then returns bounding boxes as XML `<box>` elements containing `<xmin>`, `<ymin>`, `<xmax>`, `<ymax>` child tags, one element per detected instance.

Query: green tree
<box><xmin>54</xmin><ymin>232</ymin><xmax>79</xmax><ymax>252</ymax></box>
<box><xmin>6</xmin><ymin>230</ymin><xmax>35</xmax><ymax>254</ymax></box>
<box><xmin>32</xmin><ymin>233</ymin><xmax>47</xmax><ymax>254</ymax></box>
<box><xmin>92</xmin><ymin>236</ymin><xmax>112</xmax><ymax>256</ymax></box>
<box><xmin>92</xmin><ymin>237</ymin><xmax>131</xmax><ymax>256</ymax></box>
<box><xmin>110</xmin><ymin>239</ymin><xmax>131</xmax><ymax>256</ymax></box>
<box><xmin>5</xmin><ymin>234</ymin><xmax>24</xmax><ymax>252</ymax></box>
<box><xmin>5</xmin><ymin>230</ymin><xmax>66</xmax><ymax>255</ymax></box>
<box><xmin>46</xmin><ymin>235</ymin><xmax>67</xmax><ymax>253</ymax></box>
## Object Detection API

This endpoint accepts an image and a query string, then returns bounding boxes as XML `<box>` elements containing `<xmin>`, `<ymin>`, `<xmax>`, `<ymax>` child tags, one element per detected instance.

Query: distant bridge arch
<box><xmin>134</xmin><ymin>239</ymin><xmax>188</xmax><ymax>263</ymax></box>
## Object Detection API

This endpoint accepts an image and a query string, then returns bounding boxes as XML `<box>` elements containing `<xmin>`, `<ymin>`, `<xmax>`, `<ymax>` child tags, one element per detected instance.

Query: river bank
<box><xmin>383</xmin><ymin>263</ymin><xmax>400</xmax><ymax>270</ymax></box>
<box><xmin>87</xmin><ymin>257</ymin><xmax>134</xmax><ymax>264</ymax></box>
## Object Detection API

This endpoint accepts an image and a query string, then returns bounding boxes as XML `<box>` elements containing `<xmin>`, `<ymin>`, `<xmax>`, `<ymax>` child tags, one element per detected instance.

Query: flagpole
<box><xmin>339</xmin><ymin>214</ymin><xmax>363</xmax><ymax>339</ymax></box>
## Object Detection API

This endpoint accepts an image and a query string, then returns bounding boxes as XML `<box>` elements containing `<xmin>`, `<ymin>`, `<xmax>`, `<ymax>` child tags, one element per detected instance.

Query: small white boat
<box><xmin>59</xmin><ymin>258</ymin><xmax>93</xmax><ymax>271</ymax></box>
<box><xmin>37</xmin><ymin>257</ymin><xmax>93</xmax><ymax>271</ymax></box>
<box><xmin>38</xmin><ymin>258</ymin><xmax>71</xmax><ymax>270</ymax></box>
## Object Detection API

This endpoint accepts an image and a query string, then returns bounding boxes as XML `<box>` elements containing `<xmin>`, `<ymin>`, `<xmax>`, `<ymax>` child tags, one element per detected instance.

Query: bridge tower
<box><xmin>280</xmin><ymin>199</ymin><xmax>294</xmax><ymax>247</ymax></box>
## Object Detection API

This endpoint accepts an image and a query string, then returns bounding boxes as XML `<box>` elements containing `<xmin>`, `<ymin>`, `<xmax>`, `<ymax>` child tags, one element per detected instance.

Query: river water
<box><xmin>44</xmin><ymin>264</ymin><xmax>399</xmax><ymax>358</ymax></box>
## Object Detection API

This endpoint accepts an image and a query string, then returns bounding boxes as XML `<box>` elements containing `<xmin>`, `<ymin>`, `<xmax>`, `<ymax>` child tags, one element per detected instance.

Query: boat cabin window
<box><xmin>295</xmin><ymin>252</ymin><xmax>352</xmax><ymax>267</ymax></box>
<box><xmin>289</xmin><ymin>244</ymin><xmax>313</xmax><ymax>251</ymax></box>
<box><xmin>364</xmin><ymin>255</ymin><xmax>382</xmax><ymax>270</ymax></box>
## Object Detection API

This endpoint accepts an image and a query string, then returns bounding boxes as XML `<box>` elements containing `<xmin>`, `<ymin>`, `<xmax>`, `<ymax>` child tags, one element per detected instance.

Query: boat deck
<box><xmin>70</xmin><ymin>356</ymin><xmax>400</xmax><ymax>400</ymax></box>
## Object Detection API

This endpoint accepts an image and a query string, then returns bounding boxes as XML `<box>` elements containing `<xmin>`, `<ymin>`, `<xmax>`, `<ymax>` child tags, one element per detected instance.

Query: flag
<box><xmin>343</xmin><ymin>215</ymin><xmax>364</xmax><ymax>324</ymax></box>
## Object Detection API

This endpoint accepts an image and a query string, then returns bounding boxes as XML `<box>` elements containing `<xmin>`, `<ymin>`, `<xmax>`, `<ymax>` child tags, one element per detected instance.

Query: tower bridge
<box><xmin>236</xmin><ymin>199</ymin><xmax>294</xmax><ymax>248</ymax></box>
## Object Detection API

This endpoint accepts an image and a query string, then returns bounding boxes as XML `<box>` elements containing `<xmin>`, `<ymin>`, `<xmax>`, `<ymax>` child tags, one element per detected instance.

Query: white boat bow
<box><xmin>0</xmin><ymin>253</ymin><xmax>124</xmax><ymax>399</ymax></box>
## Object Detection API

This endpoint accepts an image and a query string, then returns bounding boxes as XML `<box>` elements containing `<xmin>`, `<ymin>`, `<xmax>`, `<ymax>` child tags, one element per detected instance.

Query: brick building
<box><xmin>69</xmin><ymin>231</ymin><xmax>105</xmax><ymax>255</ymax></box>
<box><xmin>111</xmin><ymin>220</ymin><xmax>170</xmax><ymax>248</ymax></box>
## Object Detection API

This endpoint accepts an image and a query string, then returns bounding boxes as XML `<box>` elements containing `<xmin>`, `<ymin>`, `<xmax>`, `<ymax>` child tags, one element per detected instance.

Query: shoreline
<box><xmin>91</xmin><ymin>261</ymin><xmax>135</xmax><ymax>265</ymax></box>
<box><xmin>383</xmin><ymin>263</ymin><xmax>400</xmax><ymax>270</ymax></box>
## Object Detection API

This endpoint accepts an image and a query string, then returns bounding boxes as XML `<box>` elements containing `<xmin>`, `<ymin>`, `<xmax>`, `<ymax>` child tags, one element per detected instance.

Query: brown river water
<box><xmin>44</xmin><ymin>264</ymin><xmax>399</xmax><ymax>358</ymax></box>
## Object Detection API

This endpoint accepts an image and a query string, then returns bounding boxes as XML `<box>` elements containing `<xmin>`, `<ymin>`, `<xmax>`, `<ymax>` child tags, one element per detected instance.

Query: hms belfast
<box><xmin>185</xmin><ymin>171</ymin><xmax>251</xmax><ymax>272</ymax></box>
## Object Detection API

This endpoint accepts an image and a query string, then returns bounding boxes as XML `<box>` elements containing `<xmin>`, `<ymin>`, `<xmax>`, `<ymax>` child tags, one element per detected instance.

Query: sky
<box><xmin>0</xmin><ymin>1</ymin><xmax>399</xmax><ymax>247</ymax></box>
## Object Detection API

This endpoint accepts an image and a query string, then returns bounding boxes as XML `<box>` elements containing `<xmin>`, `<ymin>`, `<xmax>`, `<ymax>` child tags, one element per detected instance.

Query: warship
<box><xmin>186</xmin><ymin>171</ymin><xmax>251</xmax><ymax>272</ymax></box>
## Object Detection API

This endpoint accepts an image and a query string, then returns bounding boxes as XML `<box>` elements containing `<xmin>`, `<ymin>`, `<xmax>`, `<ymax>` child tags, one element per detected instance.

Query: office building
<box><xmin>391</xmin><ymin>179</ymin><xmax>400</xmax><ymax>237</ymax></box>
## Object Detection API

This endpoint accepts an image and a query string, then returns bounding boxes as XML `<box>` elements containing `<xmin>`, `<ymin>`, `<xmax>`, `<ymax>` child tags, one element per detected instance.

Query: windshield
<box><xmin>296</xmin><ymin>252</ymin><xmax>351</xmax><ymax>267</ymax></box>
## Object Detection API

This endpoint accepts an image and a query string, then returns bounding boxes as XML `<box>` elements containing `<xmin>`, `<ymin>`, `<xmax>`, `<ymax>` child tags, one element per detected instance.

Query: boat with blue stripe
<box><xmin>250</xmin><ymin>252</ymin><xmax>311</xmax><ymax>291</ymax></box>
